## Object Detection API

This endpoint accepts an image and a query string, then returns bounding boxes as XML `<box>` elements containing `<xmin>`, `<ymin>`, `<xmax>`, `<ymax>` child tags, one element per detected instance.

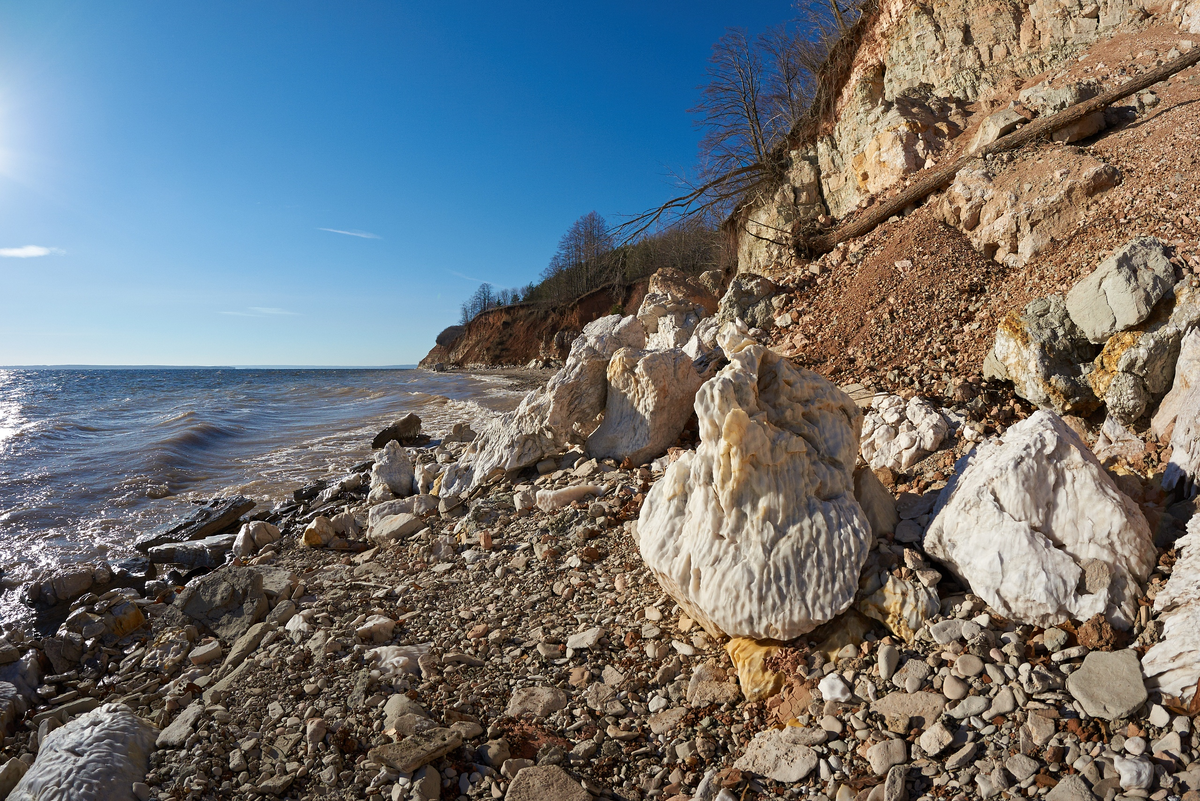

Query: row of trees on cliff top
<box><xmin>458</xmin><ymin>212</ymin><xmax>728</xmax><ymax>324</ymax></box>
<box><xmin>454</xmin><ymin>1</ymin><xmax>866</xmax><ymax>326</ymax></box>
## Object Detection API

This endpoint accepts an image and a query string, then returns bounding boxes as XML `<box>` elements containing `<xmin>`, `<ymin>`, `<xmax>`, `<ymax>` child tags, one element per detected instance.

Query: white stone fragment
<box><xmin>442</xmin><ymin>315</ymin><xmax>646</xmax><ymax>494</ymax></box>
<box><xmin>368</xmin><ymin>441</ymin><xmax>415</xmax><ymax>503</ymax></box>
<box><xmin>1142</xmin><ymin>515</ymin><xmax>1200</xmax><ymax>703</ymax></box>
<box><xmin>637</xmin><ymin>321</ymin><xmax>872</xmax><ymax>640</ymax></box>
<box><xmin>860</xmin><ymin>395</ymin><xmax>948</xmax><ymax>472</ymax></box>
<box><xmin>924</xmin><ymin>410</ymin><xmax>1155</xmax><ymax>628</ymax></box>
<box><xmin>356</xmin><ymin>615</ymin><xmax>396</xmax><ymax>644</ymax></box>
<box><xmin>536</xmin><ymin>484</ymin><xmax>600</xmax><ymax>513</ymax></box>
<box><xmin>818</xmin><ymin>674</ymin><xmax>852</xmax><ymax>702</ymax></box>
<box><xmin>366</xmin><ymin>643</ymin><xmax>432</xmax><ymax>677</ymax></box>
<box><xmin>586</xmin><ymin>347</ymin><xmax>708</xmax><ymax>466</ymax></box>
<box><xmin>9</xmin><ymin>703</ymin><xmax>157</xmax><ymax>801</ymax></box>
<box><xmin>1152</xmin><ymin>327</ymin><xmax>1200</xmax><ymax>439</ymax></box>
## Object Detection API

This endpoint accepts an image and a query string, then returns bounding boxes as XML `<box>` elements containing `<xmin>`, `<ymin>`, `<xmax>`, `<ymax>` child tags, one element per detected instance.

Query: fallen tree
<box><xmin>796</xmin><ymin>45</ymin><xmax>1200</xmax><ymax>256</ymax></box>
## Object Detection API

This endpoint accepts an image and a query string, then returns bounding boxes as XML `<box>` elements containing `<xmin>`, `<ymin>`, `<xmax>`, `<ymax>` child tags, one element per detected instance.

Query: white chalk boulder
<box><xmin>9</xmin><ymin>703</ymin><xmax>157</xmax><ymax>801</ymax></box>
<box><xmin>586</xmin><ymin>347</ymin><xmax>707</xmax><ymax>466</ymax></box>
<box><xmin>442</xmin><ymin>315</ymin><xmax>645</xmax><ymax>495</ymax></box>
<box><xmin>860</xmin><ymin>394</ymin><xmax>948</xmax><ymax>472</ymax></box>
<box><xmin>925</xmin><ymin>411</ymin><xmax>1155</xmax><ymax>628</ymax></box>
<box><xmin>637</xmin><ymin>321</ymin><xmax>872</xmax><ymax>640</ymax></box>
<box><xmin>368</xmin><ymin>441</ymin><xmax>415</xmax><ymax>503</ymax></box>
<box><xmin>1142</xmin><ymin>515</ymin><xmax>1200</xmax><ymax>703</ymax></box>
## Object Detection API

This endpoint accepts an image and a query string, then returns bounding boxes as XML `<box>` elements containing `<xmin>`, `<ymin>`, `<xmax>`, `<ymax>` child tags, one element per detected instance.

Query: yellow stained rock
<box><xmin>725</xmin><ymin>638</ymin><xmax>784</xmax><ymax>702</ymax></box>
<box><xmin>808</xmin><ymin>609</ymin><xmax>874</xmax><ymax>661</ymax></box>
<box><xmin>858</xmin><ymin>574</ymin><xmax>940</xmax><ymax>643</ymax></box>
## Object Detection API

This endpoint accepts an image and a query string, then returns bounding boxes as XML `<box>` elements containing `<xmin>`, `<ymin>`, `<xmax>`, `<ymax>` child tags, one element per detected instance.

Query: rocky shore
<box><xmin>0</xmin><ymin>248</ymin><xmax>1198</xmax><ymax>801</ymax></box>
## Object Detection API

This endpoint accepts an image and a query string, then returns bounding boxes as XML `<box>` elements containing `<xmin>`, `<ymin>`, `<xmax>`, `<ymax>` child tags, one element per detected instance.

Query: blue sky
<box><xmin>0</xmin><ymin>1</ymin><xmax>796</xmax><ymax>366</ymax></box>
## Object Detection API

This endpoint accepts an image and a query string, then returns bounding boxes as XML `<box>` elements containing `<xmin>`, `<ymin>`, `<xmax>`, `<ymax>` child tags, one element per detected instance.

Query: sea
<box><xmin>0</xmin><ymin>367</ymin><xmax>526</xmax><ymax>628</ymax></box>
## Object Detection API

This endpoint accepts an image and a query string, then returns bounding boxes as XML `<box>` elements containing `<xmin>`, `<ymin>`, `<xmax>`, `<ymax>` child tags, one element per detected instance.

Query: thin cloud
<box><xmin>249</xmin><ymin>307</ymin><xmax>299</xmax><ymax>316</ymax></box>
<box><xmin>220</xmin><ymin>307</ymin><xmax>301</xmax><ymax>318</ymax></box>
<box><xmin>318</xmin><ymin>227</ymin><xmax>380</xmax><ymax>239</ymax></box>
<box><xmin>447</xmin><ymin>269</ymin><xmax>488</xmax><ymax>283</ymax></box>
<box><xmin>0</xmin><ymin>245</ymin><xmax>64</xmax><ymax>258</ymax></box>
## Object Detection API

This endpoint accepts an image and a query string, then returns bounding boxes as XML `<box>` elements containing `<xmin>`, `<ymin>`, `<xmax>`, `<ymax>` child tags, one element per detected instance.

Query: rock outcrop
<box><xmin>585</xmin><ymin>347</ymin><xmax>709</xmax><ymax>466</ymax></box>
<box><xmin>925</xmin><ymin>411</ymin><xmax>1155</xmax><ymax>628</ymax></box>
<box><xmin>637</xmin><ymin>322</ymin><xmax>872</xmax><ymax>640</ymax></box>
<box><xmin>1142</xmin><ymin>515</ymin><xmax>1200</xmax><ymax>702</ymax></box>
<box><xmin>9</xmin><ymin>703</ymin><xmax>157</xmax><ymax>801</ymax></box>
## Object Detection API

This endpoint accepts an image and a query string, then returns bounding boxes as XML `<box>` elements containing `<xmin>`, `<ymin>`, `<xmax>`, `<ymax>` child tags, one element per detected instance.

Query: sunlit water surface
<box><xmin>0</xmin><ymin>368</ymin><xmax>521</xmax><ymax>627</ymax></box>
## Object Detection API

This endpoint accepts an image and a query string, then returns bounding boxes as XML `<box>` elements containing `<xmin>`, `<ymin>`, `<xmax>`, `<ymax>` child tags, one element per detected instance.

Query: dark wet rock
<box><xmin>372</xmin><ymin>414</ymin><xmax>424</xmax><ymax>448</ymax></box>
<box><xmin>134</xmin><ymin>496</ymin><xmax>255</xmax><ymax>552</ymax></box>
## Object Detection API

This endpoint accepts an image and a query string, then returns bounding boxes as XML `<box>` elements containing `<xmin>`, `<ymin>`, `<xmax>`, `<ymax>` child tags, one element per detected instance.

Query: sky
<box><xmin>0</xmin><ymin>1</ymin><xmax>798</xmax><ymax>366</ymax></box>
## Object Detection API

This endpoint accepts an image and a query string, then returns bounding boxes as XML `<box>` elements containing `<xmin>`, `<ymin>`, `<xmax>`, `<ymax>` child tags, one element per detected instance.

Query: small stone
<box><xmin>1044</xmin><ymin>627</ymin><xmax>1070</xmax><ymax>653</ymax></box>
<box><xmin>368</xmin><ymin>728</ymin><xmax>463</xmax><ymax>773</ymax></box>
<box><xmin>1112</xmin><ymin>754</ymin><xmax>1154</xmax><ymax>790</ymax></box>
<box><xmin>1148</xmin><ymin>704</ymin><xmax>1170</xmax><ymax>728</ymax></box>
<box><xmin>866</xmin><ymin>739</ymin><xmax>907</xmax><ymax>776</ymax></box>
<box><xmin>945</xmin><ymin>741</ymin><xmax>977</xmax><ymax>771</ymax></box>
<box><xmin>878</xmin><ymin>644</ymin><xmax>900</xmax><ymax>682</ymax></box>
<box><xmin>188</xmin><ymin>640</ymin><xmax>222</xmax><ymax>666</ymax></box>
<box><xmin>954</xmin><ymin>654</ymin><xmax>984</xmax><ymax>677</ymax></box>
<box><xmin>505</xmin><ymin>765</ymin><xmax>589</xmax><ymax>801</ymax></box>
<box><xmin>1065</xmin><ymin>650</ymin><xmax>1147</xmax><ymax>720</ymax></box>
<box><xmin>1006</xmin><ymin>753</ymin><xmax>1040</xmax><ymax>782</ymax></box>
<box><xmin>506</xmin><ymin>687</ymin><xmax>569</xmax><ymax>718</ymax></box>
<box><xmin>919</xmin><ymin>721</ymin><xmax>954</xmax><ymax>757</ymax></box>
<box><xmin>818</xmin><ymin>674</ymin><xmax>852</xmax><ymax>703</ymax></box>
<box><xmin>943</xmin><ymin>675</ymin><xmax>969</xmax><ymax>701</ymax></box>
<box><xmin>733</xmin><ymin>728</ymin><xmax>820</xmax><ymax>782</ymax></box>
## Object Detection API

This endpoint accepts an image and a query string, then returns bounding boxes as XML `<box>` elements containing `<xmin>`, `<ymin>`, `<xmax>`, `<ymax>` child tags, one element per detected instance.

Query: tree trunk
<box><xmin>797</xmin><ymin>46</ymin><xmax>1200</xmax><ymax>256</ymax></box>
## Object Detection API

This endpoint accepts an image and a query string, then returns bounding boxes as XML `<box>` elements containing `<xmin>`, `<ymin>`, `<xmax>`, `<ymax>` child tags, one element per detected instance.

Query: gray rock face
<box><xmin>147</xmin><ymin>532</ymin><xmax>237</xmax><ymax>568</ymax></box>
<box><xmin>1066</xmin><ymin>237</ymin><xmax>1175</xmax><ymax>344</ymax></box>
<box><xmin>10</xmin><ymin>703</ymin><xmax>157</xmax><ymax>801</ymax></box>
<box><xmin>134</xmin><ymin>496</ymin><xmax>254</xmax><ymax>552</ymax></box>
<box><xmin>717</xmin><ymin>275</ymin><xmax>778</xmax><ymax>330</ymax></box>
<box><xmin>505</xmin><ymin>765</ymin><xmax>590</xmax><ymax>801</ymax></box>
<box><xmin>983</xmin><ymin>295</ymin><xmax>1099</xmax><ymax>415</ymax></box>
<box><xmin>174</xmin><ymin>566</ymin><xmax>268</xmax><ymax>642</ymax></box>
<box><xmin>733</xmin><ymin>727</ymin><xmax>819</xmax><ymax>782</ymax></box>
<box><xmin>1065</xmin><ymin>650</ymin><xmax>1148</xmax><ymax>720</ymax></box>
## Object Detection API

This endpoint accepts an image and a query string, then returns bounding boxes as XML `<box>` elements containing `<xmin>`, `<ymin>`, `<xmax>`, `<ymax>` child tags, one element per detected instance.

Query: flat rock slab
<box><xmin>134</xmin><ymin>496</ymin><xmax>254</xmax><ymax>552</ymax></box>
<box><xmin>506</xmin><ymin>686</ymin><xmax>569</xmax><ymax>717</ymax></box>
<box><xmin>1066</xmin><ymin>649</ymin><xmax>1147</xmax><ymax>720</ymax></box>
<box><xmin>505</xmin><ymin>765</ymin><xmax>590</xmax><ymax>801</ymax></box>
<box><xmin>870</xmin><ymin>691</ymin><xmax>947</xmax><ymax>729</ymax></box>
<box><xmin>367</xmin><ymin>728</ymin><xmax>462</xmax><ymax>773</ymax></box>
<box><xmin>733</xmin><ymin>727</ymin><xmax>819</xmax><ymax>782</ymax></box>
<box><xmin>648</xmin><ymin>707</ymin><xmax>687</xmax><ymax>735</ymax></box>
<box><xmin>157</xmin><ymin>700</ymin><xmax>204</xmax><ymax>748</ymax></box>
<box><xmin>147</xmin><ymin>533</ymin><xmax>236</xmax><ymax>568</ymax></box>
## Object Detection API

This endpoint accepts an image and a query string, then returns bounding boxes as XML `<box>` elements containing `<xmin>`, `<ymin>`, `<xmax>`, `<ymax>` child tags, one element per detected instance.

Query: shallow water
<box><xmin>0</xmin><ymin>367</ymin><xmax>522</xmax><ymax>627</ymax></box>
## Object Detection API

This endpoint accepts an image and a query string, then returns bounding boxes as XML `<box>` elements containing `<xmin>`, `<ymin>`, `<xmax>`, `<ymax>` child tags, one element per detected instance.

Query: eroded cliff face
<box><xmin>419</xmin><ymin>282</ymin><xmax>649</xmax><ymax>369</ymax></box>
<box><xmin>736</xmin><ymin>0</ymin><xmax>1192</xmax><ymax>273</ymax></box>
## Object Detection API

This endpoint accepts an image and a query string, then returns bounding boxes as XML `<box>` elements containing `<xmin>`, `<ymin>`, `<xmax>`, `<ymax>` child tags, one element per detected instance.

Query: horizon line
<box><xmin>0</xmin><ymin>363</ymin><xmax>421</xmax><ymax>370</ymax></box>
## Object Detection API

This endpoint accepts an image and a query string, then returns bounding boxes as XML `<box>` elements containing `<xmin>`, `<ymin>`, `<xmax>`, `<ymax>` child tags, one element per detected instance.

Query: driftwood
<box><xmin>797</xmin><ymin>45</ymin><xmax>1200</xmax><ymax>256</ymax></box>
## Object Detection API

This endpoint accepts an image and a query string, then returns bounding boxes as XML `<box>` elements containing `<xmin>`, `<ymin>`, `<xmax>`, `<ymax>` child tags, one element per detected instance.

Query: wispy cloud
<box><xmin>318</xmin><ymin>227</ymin><xmax>380</xmax><ymax>239</ymax></box>
<box><xmin>447</xmin><ymin>269</ymin><xmax>488</xmax><ymax>283</ymax></box>
<box><xmin>220</xmin><ymin>307</ymin><xmax>301</xmax><ymax>318</ymax></box>
<box><xmin>0</xmin><ymin>245</ymin><xmax>64</xmax><ymax>258</ymax></box>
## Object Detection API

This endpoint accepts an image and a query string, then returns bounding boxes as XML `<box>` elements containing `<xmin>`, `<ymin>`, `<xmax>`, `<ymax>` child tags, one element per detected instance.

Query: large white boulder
<box><xmin>860</xmin><ymin>394</ymin><xmax>948</xmax><ymax>472</ymax></box>
<box><xmin>636</xmin><ymin>268</ymin><xmax>717</xmax><ymax>351</ymax></box>
<box><xmin>925</xmin><ymin>411</ymin><xmax>1155</xmax><ymax>628</ymax></box>
<box><xmin>9</xmin><ymin>703</ymin><xmax>158</xmax><ymax>801</ymax></box>
<box><xmin>368</xmin><ymin>441</ymin><xmax>415</xmax><ymax>503</ymax></box>
<box><xmin>636</xmin><ymin>321</ymin><xmax>872</xmax><ymax>640</ymax></box>
<box><xmin>442</xmin><ymin>315</ymin><xmax>645</xmax><ymax>494</ymax></box>
<box><xmin>1142</xmin><ymin>515</ymin><xmax>1200</xmax><ymax>703</ymax></box>
<box><xmin>585</xmin><ymin>347</ymin><xmax>708</xmax><ymax>466</ymax></box>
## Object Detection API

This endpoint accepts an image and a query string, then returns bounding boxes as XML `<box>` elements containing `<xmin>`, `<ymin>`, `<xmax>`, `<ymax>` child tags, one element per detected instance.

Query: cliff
<box><xmin>420</xmin><ymin>282</ymin><xmax>650</xmax><ymax>369</ymax></box>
